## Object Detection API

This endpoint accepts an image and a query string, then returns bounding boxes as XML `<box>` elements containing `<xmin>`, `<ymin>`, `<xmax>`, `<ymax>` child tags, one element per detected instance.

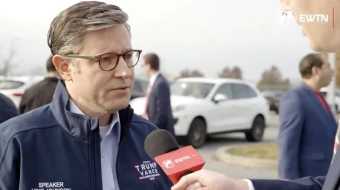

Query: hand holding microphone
<box><xmin>144</xmin><ymin>129</ymin><xmax>250</xmax><ymax>190</ymax></box>
<box><xmin>171</xmin><ymin>169</ymin><xmax>249</xmax><ymax>190</ymax></box>
<box><xmin>144</xmin><ymin>129</ymin><xmax>205</xmax><ymax>184</ymax></box>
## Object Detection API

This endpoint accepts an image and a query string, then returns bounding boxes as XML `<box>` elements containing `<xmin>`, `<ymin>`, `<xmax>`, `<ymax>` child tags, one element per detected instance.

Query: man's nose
<box><xmin>114</xmin><ymin>57</ymin><xmax>132</xmax><ymax>79</ymax></box>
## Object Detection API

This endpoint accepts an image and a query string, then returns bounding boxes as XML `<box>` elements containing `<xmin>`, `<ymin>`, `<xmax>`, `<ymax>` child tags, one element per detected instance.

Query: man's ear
<box><xmin>144</xmin><ymin>62</ymin><xmax>150</xmax><ymax>69</ymax></box>
<box><xmin>311</xmin><ymin>66</ymin><xmax>319</xmax><ymax>76</ymax></box>
<box><xmin>52</xmin><ymin>55</ymin><xmax>72</xmax><ymax>81</ymax></box>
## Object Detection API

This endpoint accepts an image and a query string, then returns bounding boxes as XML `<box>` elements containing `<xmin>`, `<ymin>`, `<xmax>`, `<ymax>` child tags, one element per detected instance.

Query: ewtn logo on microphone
<box><xmin>276</xmin><ymin>8</ymin><xmax>334</xmax><ymax>29</ymax></box>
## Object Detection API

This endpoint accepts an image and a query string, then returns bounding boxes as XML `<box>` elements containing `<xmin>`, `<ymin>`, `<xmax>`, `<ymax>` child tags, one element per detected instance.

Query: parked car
<box><xmin>130</xmin><ymin>78</ymin><xmax>269</xmax><ymax>148</ymax></box>
<box><xmin>0</xmin><ymin>76</ymin><xmax>44</xmax><ymax>108</ymax></box>
<box><xmin>0</xmin><ymin>76</ymin><xmax>147</xmax><ymax>108</ymax></box>
<box><xmin>131</xmin><ymin>78</ymin><xmax>148</xmax><ymax>100</ymax></box>
<box><xmin>261</xmin><ymin>91</ymin><xmax>284</xmax><ymax>114</ymax></box>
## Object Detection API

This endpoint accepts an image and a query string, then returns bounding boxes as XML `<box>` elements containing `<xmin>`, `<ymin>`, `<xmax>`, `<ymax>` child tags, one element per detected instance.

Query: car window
<box><xmin>214</xmin><ymin>83</ymin><xmax>234</xmax><ymax>99</ymax></box>
<box><xmin>171</xmin><ymin>81</ymin><xmax>215</xmax><ymax>99</ymax></box>
<box><xmin>0</xmin><ymin>80</ymin><xmax>24</xmax><ymax>89</ymax></box>
<box><xmin>231</xmin><ymin>83</ymin><xmax>258</xmax><ymax>99</ymax></box>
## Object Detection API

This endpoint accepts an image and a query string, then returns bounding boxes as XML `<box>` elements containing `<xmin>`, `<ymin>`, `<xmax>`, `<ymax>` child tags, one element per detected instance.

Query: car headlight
<box><xmin>173</xmin><ymin>105</ymin><xmax>186</xmax><ymax>112</ymax></box>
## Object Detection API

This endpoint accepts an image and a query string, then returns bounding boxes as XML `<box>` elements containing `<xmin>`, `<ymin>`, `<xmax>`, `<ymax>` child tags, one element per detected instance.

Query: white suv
<box><xmin>130</xmin><ymin>78</ymin><xmax>269</xmax><ymax>148</ymax></box>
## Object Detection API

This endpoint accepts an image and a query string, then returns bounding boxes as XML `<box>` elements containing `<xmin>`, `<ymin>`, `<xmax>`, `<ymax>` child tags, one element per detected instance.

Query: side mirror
<box><xmin>213</xmin><ymin>94</ymin><xmax>227</xmax><ymax>103</ymax></box>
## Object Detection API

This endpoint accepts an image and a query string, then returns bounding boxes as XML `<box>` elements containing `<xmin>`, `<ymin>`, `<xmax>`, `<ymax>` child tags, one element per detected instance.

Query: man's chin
<box><xmin>308</xmin><ymin>40</ymin><xmax>325</xmax><ymax>52</ymax></box>
<box><xmin>307</xmin><ymin>35</ymin><xmax>339</xmax><ymax>53</ymax></box>
<box><xmin>105</xmin><ymin>99</ymin><xmax>130</xmax><ymax>112</ymax></box>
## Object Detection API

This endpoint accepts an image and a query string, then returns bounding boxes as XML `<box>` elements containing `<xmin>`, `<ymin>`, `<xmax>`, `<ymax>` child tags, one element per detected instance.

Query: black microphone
<box><xmin>144</xmin><ymin>129</ymin><xmax>205</xmax><ymax>184</ymax></box>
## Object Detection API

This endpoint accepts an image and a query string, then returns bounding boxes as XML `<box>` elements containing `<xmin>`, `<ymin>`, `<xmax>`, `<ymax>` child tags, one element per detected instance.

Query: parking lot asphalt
<box><xmin>196</xmin><ymin>114</ymin><xmax>279</xmax><ymax>179</ymax></box>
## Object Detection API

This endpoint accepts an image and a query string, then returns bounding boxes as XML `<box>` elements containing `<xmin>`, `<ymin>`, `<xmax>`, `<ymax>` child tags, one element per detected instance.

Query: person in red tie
<box><xmin>141</xmin><ymin>53</ymin><xmax>175</xmax><ymax>136</ymax></box>
<box><xmin>277</xmin><ymin>53</ymin><xmax>336</xmax><ymax>180</ymax></box>
<box><xmin>171</xmin><ymin>0</ymin><xmax>340</xmax><ymax>189</ymax></box>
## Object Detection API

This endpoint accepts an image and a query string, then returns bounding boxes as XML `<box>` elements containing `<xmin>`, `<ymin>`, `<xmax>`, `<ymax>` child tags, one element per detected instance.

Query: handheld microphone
<box><xmin>144</xmin><ymin>129</ymin><xmax>205</xmax><ymax>184</ymax></box>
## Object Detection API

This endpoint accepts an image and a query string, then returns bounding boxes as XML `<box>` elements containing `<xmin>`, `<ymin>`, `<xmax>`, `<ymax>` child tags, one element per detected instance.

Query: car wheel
<box><xmin>245</xmin><ymin>116</ymin><xmax>265</xmax><ymax>142</ymax></box>
<box><xmin>187</xmin><ymin>118</ymin><xmax>207</xmax><ymax>148</ymax></box>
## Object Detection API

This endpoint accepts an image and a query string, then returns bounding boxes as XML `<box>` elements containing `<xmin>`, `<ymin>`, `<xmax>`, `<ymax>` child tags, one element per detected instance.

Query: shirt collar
<box><xmin>69</xmin><ymin>99</ymin><xmax>121</xmax><ymax>143</ymax></box>
<box><xmin>150</xmin><ymin>72</ymin><xmax>160</xmax><ymax>85</ymax></box>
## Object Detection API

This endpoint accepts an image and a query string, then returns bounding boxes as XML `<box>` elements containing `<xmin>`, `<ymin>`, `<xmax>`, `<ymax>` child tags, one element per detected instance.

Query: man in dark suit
<box><xmin>278</xmin><ymin>53</ymin><xmax>336</xmax><ymax>179</ymax></box>
<box><xmin>171</xmin><ymin>0</ymin><xmax>340</xmax><ymax>189</ymax></box>
<box><xmin>19</xmin><ymin>55</ymin><xmax>59</xmax><ymax>113</ymax></box>
<box><xmin>141</xmin><ymin>53</ymin><xmax>175</xmax><ymax>136</ymax></box>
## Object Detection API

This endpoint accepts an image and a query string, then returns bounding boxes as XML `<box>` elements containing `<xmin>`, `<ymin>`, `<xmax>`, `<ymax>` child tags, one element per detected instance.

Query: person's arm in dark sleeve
<box><xmin>154</xmin><ymin>82</ymin><xmax>171</xmax><ymax>127</ymax></box>
<box><xmin>278</xmin><ymin>91</ymin><xmax>303</xmax><ymax>179</ymax></box>
<box><xmin>0</xmin><ymin>133</ymin><xmax>20</xmax><ymax>189</ymax></box>
<box><xmin>19</xmin><ymin>89</ymin><xmax>29</xmax><ymax>114</ymax></box>
<box><xmin>251</xmin><ymin>176</ymin><xmax>325</xmax><ymax>190</ymax></box>
<box><xmin>0</xmin><ymin>94</ymin><xmax>19</xmax><ymax>123</ymax></box>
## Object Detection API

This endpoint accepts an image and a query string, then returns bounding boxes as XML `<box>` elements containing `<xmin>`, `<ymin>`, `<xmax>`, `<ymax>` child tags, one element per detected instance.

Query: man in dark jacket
<box><xmin>0</xmin><ymin>1</ymin><xmax>172</xmax><ymax>190</ymax></box>
<box><xmin>0</xmin><ymin>92</ymin><xmax>18</xmax><ymax>123</ymax></box>
<box><xmin>19</xmin><ymin>55</ymin><xmax>59</xmax><ymax>113</ymax></box>
<box><xmin>141</xmin><ymin>53</ymin><xmax>175</xmax><ymax>136</ymax></box>
<box><xmin>278</xmin><ymin>53</ymin><xmax>336</xmax><ymax>180</ymax></box>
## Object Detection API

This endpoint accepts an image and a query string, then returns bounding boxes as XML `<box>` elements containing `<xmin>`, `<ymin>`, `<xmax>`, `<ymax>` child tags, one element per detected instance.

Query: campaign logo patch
<box><xmin>131</xmin><ymin>160</ymin><xmax>161</xmax><ymax>182</ymax></box>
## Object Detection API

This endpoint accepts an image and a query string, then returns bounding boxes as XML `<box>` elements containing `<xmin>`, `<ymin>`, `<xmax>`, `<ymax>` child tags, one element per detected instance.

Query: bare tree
<box><xmin>178</xmin><ymin>69</ymin><xmax>204</xmax><ymax>78</ymax></box>
<box><xmin>0</xmin><ymin>48</ymin><xmax>16</xmax><ymax>76</ymax></box>
<box><xmin>218</xmin><ymin>67</ymin><xmax>231</xmax><ymax>78</ymax></box>
<box><xmin>218</xmin><ymin>66</ymin><xmax>243</xmax><ymax>79</ymax></box>
<box><xmin>257</xmin><ymin>65</ymin><xmax>290</xmax><ymax>91</ymax></box>
<box><xmin>191</xmin><ymin>69</ymin><xmax>204</xmax><ymax>77</ymax></box>
<box><xmin>231</xmin><ymin>66</ymin><xmax>243</xmax><ymax>79</ymax></box>
<box><xmin>0</xmin><ymin>37</ymin><xmax>19</xmax><ymax>76</ymax></box>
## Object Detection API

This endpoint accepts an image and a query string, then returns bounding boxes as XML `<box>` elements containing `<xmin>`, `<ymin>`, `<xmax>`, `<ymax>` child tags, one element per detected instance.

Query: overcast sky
<box><xmin>0</xmin><ymin>0</ymin><xmax>316</xmax><ymax>82</ymax></box>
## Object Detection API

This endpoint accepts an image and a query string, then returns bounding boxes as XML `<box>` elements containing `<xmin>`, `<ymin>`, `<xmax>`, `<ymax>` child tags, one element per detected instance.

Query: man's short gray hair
<box><xmin>47</xmin><ymin>1</ymin><xmax>130</xmax><ymax>55</ymax></box>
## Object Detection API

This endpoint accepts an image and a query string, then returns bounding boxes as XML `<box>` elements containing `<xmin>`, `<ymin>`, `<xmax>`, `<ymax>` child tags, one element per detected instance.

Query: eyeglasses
<box><xmin>66</xmin><ymin>49</ymin><xmax>142</xmax><ymax>71</ymax></box>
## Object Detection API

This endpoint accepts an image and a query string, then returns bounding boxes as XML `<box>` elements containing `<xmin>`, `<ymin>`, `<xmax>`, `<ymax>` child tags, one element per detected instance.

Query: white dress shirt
<box><xmin>244</xmin><ymin>179</ymin><xmax>255</xmax><ymax>190</ymax></box>
<box><xmin>69</xmin><ymin>100</ymin><xmax>121</xmax><ymax>190</ymax></box>
<box><xmin>149</xmin><ymin>71</ymin><xmax>160</xmax><ymax>86</ymax></box>
<box><xmin>143</xmin><ymin>71</ymin><xmax>160</xmax><ymax>119</ymax></box>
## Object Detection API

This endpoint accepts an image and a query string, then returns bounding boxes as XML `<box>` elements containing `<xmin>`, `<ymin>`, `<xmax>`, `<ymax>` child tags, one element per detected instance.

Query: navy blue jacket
<box><xmin>278</xmin><ymin>83</ymin><xmax>337</xmax><ymax>179</ymax></box>
<box><xmin>0</xmin><ymin>81</ymin><xmax>173</xmax><ymax>190</ymax></box>
<box><xmin>147</xmin><ymin>74</ymin><xmax>175</xmax><ymax>136</ymax></box>
<box><xmin>0</xmin><ymin>92</ymin><xmax>19</xmax><ymax>124</ymax></box>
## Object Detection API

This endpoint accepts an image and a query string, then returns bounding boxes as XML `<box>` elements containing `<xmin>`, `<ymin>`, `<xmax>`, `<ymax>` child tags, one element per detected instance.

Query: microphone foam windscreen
<box><xmin>144</xmin><ymin>129</ymin><xmax>180</xmax><ymax>158</ymax></box>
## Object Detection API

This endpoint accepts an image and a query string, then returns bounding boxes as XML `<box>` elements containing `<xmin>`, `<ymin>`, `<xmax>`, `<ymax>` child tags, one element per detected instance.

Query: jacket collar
<box><xmin>50</xmin><ymin>80</ymin><xmax>133</xmax><ymax>141</ymax></box>
<box><xmin>300</xmin><ymin>82</ymin><xmax>337</xmax><ymax>127</ymax></box>
<box><xmin>149</xmin><ymin>72</ymin><xmax>160</xmax><ymax>86</ymax></box>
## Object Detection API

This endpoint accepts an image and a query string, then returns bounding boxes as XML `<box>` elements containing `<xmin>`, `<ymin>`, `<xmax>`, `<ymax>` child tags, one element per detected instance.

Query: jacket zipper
<box><xmin>89</xmin><ymin>124</ymin><xmax>97</xmax><ymax>190</ymax></box>
<box><xmin>116</xmin><ymin>147</ymin><xmax>121</xmax><ymax>189</ymax></box>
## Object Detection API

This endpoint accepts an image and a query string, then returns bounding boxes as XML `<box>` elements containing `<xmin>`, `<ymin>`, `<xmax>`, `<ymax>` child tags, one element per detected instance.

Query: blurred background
<box><xmin>1</xmin><ymin>0</ymin><xmax>339</xmax><ymax>180</ymax></box>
